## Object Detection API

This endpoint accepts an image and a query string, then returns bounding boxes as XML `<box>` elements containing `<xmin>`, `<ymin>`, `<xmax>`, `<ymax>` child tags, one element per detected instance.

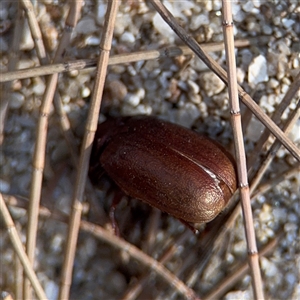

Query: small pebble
<box><xmin>187</xmin><ymin>80</ymin><xmax>200</xmax><ymax>94</ymax></box>
<box><xmin>120</xmin><ymin>31</ymin><xmax>135</xmax><ymax>44</ymax></box>
<box><xmin>246</xmin><ymin>116</ymin><xmax>264</xmax><ymax>142</ymax></box>
<box><xmin>200</xmin><ymin>72</ymin><xmax>225</xmax><ymax>97</ymax></box>
<box><xmin>248</xmin><ymin>55</ymin><xmax>268</xmax><ymax>87</ymax></box>
<box><xmin>81</xmin><ymin>86</ymin><xmax>91</xmax><ymax>98</ymax></box>
<box><xmin>0</xmin><ymin>179</ymin><xmax>10</xmax><ymax>193</ymax></box>
<box><xmin>76</xmin><ymin>17</ymin><xmax>97</xmax><ymax>34</ymax></box>
<box><xmin>108</xmin><ymin>80</ymin><xmax>128</xmax><ymax>101</ymax></box>
<box><xmin>10</xmin><ymin>92</ymin><xmax>25</xmax><ymax>109</ymax></box>
<box><xmin>153</xmin><ymin>12</ymin><xmax>176</xmax><ymax>43</ymax></box>
<box><xmin>282</xmin><ymin>18</ymin><xmax>295</xmax><ymax>29</ymax></box>
<box><xmin>32</xmin><ymin>78</ymin><xmax>46</xmax><ymax>96</ymax></box>
<box><xmin>85</xmin><ymin>35</ymin><xmax>100</xmax><ymax>46</ymax></box>
<box><xmin>124</xmin><ymin>93</ymin><xmax>140</xmax><ymax>107</ymax></box>
<box><xmin>20</xmin><ymin>21</ymin><xmax>34</xmax><ymax>50</ymax></box>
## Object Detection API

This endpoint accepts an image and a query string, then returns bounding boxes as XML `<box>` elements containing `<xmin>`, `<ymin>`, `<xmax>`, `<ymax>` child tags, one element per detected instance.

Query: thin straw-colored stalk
<box><xmin>0</xmin><ymin>38</ymin><xmax>268</xmax><ymax>82</ymax></box>
<box><xmin>221</xmin><ymin>1</ymin><xmax>263</xmax><ymax>298</ymax></box>
<box><xmin>0</xmin><ymin>193</ymin><xmax>47</xmax><ymax>300</ymax></box>
<box><xmin>15</xmin><ymin>224</ymin><xmax>24</xmax><ymax>299</ymax></box>
<box><xmin>0</xmin><ymin>5</ymin><xmax>23</xmax><ymax>144</ymax></box>
<box><xmin>58</xmin><ymin>2</ymin><xmax>119</xmax><ymax>299</ymax></box>
<box><xmin>24</xmin><ymin>1</ymin><xmax>83</xmax><ymax>298</ymax></box>
<box><xmin>148</xmin><ymin>0</ymin><xmax>300</xmax><ymax>162</ymax></box>
<box><xmin>22</xmin><ymin>0</ymin><xmax>52</xmax><ymax>293</ymax></box>
<box><xmin>20</xmin><ymin>0</ymin><xmax>48</xmax><ymax>64</ymax></box>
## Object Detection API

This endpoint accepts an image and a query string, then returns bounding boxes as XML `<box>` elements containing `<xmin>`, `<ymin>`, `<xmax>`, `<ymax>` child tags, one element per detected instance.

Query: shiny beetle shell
<box><xmin>89</xmin><ymin>116</ymin><xmax>237</xmax><ymax>224</ymax></box>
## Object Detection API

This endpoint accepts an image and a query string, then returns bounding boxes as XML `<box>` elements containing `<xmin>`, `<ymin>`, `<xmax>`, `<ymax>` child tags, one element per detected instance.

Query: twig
<box><xmin>59</xmin><ymin>2</ymin><xmax>120</xmax><ymax>299</ymax></box>
<box><xmin>221</xmin><ymin>1</ymin><xmax>263</xmax><ymax>298</ymax></box>
<box><xmin>20</xmin><ymin>0</ymin><xmax>49</xmax><ymax>296</ymax></box>
<box><xmin>0</xmin><ymin>193</ymin><xmax>47</xmax><ymax>300</ymax></box>
<box><xmin>0</xmin><ymin>38</ymin><xmax>268</xmax><ymax>82</ymax></box>
<box><xmin>23</xmin><ymin>1</ymin><xmax>83</xmax><ymax>298</ymax></box>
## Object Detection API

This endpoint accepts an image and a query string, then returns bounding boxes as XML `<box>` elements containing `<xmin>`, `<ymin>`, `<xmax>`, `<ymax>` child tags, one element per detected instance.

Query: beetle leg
<box><xmin>179</xmin><ymin>219</ymin><xmax>199</xmax><ymax>235</ymax></box>
<box><xmin>109</xmin><ymin>190</ymin><xmax>124</xmax><ymax>236</ymax></box>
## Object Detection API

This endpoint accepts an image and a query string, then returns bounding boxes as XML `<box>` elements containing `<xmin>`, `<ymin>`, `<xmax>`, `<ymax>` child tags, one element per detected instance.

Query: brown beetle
<box><xmin>89</xmin><ymin>116</ymin><xmax>237</xmax><ymax>230</ymax></box>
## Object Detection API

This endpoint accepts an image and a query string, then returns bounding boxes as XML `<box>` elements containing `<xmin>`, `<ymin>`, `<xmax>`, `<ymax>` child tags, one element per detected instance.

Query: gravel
<box><xmin>1</xmin><ymin>1</ymin><xmax>299</xmax><ymax>300</ymax></box>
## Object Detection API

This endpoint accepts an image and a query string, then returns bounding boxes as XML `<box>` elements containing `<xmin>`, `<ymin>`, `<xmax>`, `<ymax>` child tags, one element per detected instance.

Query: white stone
<box><xmin>176</xmin><ymin>102</ymin><xmax>200</xmax><ymax>128</ymax></box>
<box><xmin>96</xmin><ymin>2</ymin><xmax>107</xmax><ymax>25</ymax></box>
<box><xmin>289</xmin><ymin>119</ymin><xmax>300</xmax><ymax>142</ymax></box>
<box><xmin>85</xmin><ymin>35</ymin><xmax>100</xmax><ymax>46</ymax></box>
<box><xmin>76</xmin><ymin>17</ymin><xmax>97</xmax><ymax>34</ymax></box>
<box><xmin>282</xmin><ymin>18</ymin><xmax>295</xmax><ymax>29</ymax></box>
<box><xmin>292</xmin><ymin>57</ymin><xmax>299</xmax><ymax>68</ymax></box>
<box><xmin>187</xmin><ymin>80</ymin><xmax>200</xmax><ymax>94</ymax></box>
<box><xmin>32</xmin><ymin>78</ymin><xmax>46</xmax><ymax>96</ymax></box>
<box><xmin>153</xmin><ymin>12</ymin><xmax>175</xmax><ymax>43</ymax></box>
<box><xmin>120</xmin><ymin>31</ymin><xmax>135</xmax><ymax>43</ymax></box>
<box><xmin>260</xmin><ymin>257</ymin><xmax>278</xmax><ymax>277</ymax></box>
<box><xmin>268</xmin><ymin>78</ymin><xmax>279</xmax><ymax>89</ymax></box>
<box><xmin>45</xmin><ymin>280</ymin><xmax>59</xmax><ymax>300</ymax></box>
<box><xmin>125</xmin><ymin>93</ymin><xmax>140</xmax><ymax>107</ymax></box>
<box><xmin>190</xmin><ymin>14</ymin><xmax>209</xmax><ymax>30</ymax></box>
<box><xmin>81</xmin><ymin>86</ymin><xmax>90</xmax><ymax>98</ymax></box>
<box><xmin>248</xmin><ymin>55</ymin><xmax>269</xmax><ymax>87</ymax></box>
<box><xmin>262</xmin><ymin>24</ymin><xmax>272</xmax><ymax>35</ymax></box>
<box><xmin>225</xmin><ymin>290</ymin><xmax>252</xmax><ymax>300</ymax></box>
<box><xmin>200</xmin><ymin>72</ymin><xmax>225</xmax><ymax>96</ymax></box>
<box><xmin>20</xmin><ymin>21</ymin><xmax>34</xmax><ymax>50</ymax></box>
<box><xmin>236</xmin><ymin>67</ymin><xmax>245</xmax><ymax>83</ymax></box>
<box><xmin>0</xmin><ymin>179</ymin><xmax>10</xmax><ymax>193</ymax></box>
<box><xmin>10</xmin><ymin>92</ymin><xmax>25</xmax><ymax>109</ymax></box>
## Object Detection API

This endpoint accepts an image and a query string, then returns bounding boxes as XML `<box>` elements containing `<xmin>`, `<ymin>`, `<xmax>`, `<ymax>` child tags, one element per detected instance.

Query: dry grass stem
<box><xmin>0</xmin><ymin>38</ymin><xmax>268</xmax><ymax>83</ymax></box>
<box><xmin>0</xmin><ymin>193</ymin><xmax>47</xmax><ymax>299</ymax></box>
<box><xmin>221</xmin><ymin>0</ymin><xmax>263</xmax><ymax>298</ymax></box>
<box><xmin>59</xmin><ymin>1</ymin><xmax>120</xmax><ymax>299</ymax></box>
<box><xmin>20</xmin><ymin>0</ymin><xmax>51</xmax><ymax>296</ymax></box>
<box><xmin>14</xmin><ymin>224</ymin><xmax>24</xmax><ymax>300</ymax></box>
<box><xmin>23</xmin><ymin>1</ymin><xmax>84</xmax><ymax>298</ymax></box>
<box><xmin>20</xmin><ymin>0</ymin><xmax>48</xmax><ymax>64</ymax></box>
